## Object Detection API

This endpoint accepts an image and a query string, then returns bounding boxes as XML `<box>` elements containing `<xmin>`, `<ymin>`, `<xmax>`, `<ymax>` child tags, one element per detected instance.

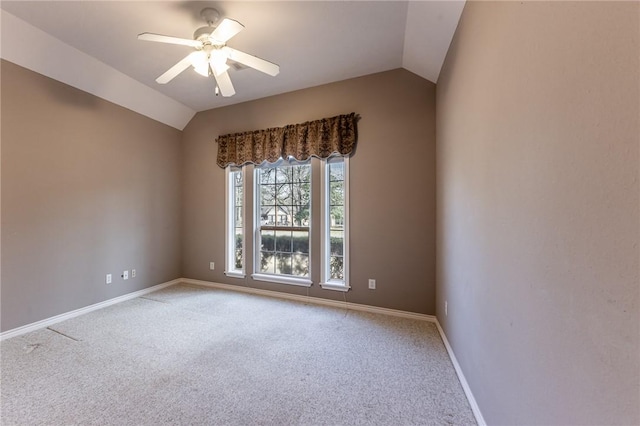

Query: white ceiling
<box><xmin>0</xmin><ymin>1</ymin><xmax>464</xmax><ymax>129</ymax></box>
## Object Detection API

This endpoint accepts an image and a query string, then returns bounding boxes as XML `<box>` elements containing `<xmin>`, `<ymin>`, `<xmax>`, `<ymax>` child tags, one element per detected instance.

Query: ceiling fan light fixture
<box><xmin>193</xmin><ymin>63</ymin><xmax>210</xmax><ymax>77</ymax></box>
<box><xmin>189</xmin><ymin>51</ymin><xmax>210</xmax><ymax>77</ymax></box>
<box><xmin>210</xmin><ymin>49</ymin><xmax>230</xmax><ymax>77</ymax></box>
<box><xmin>189</xmin><ymin>51</ymin><xmax>207</xmax><ymax>66</ymax></box>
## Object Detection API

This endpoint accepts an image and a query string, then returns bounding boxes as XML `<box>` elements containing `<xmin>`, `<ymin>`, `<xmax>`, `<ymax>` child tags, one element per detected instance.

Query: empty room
<box><xmin>1</xmin><ymin>1</ymin><xmax>638</xmax><ymax>425</ymax></box>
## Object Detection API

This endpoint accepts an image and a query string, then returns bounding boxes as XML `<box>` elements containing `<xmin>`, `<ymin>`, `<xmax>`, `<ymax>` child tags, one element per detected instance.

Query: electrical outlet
<box><xmin>209</xmin><ymin>262</ymin><xmax>215</xmax><ymax>270</ymax></box>
<box><xmin>106</xmin><ymin>274</ymin><xmax>112</xmax><ymax>284</ymax></box>
<box><xmin>368</xmin><ymin>279</ymin><xmax>376</xmax><ymax>290</ymax></box>
<box><xmin>131</xmin><ymin>269</ymin><xmax>136</xmax><ymax>278</ymax></box>
<box><xmin>445</xmin><ymin>301</ymin><xmax>448</xmax><ymax>316</ymax></box>
<box><xmin>122</xmin><ymin>270</ymin><xmax>129</xmax><ymax>280</ymax></box>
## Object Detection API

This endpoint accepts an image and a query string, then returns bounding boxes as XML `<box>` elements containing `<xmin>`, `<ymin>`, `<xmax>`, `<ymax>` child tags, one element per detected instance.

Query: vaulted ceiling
<box><xmin>1</xmin><ymin>1</ymin><xmax>464</xmax><ymax>129</ymax></box>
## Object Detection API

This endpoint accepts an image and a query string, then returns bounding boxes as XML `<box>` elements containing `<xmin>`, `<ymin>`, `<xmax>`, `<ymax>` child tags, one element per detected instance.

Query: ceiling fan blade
<box><xmin>138</xmin><ymin>32</ymin><xmax>202</xmax><ymax>48</ymax></box>
<box><xmin>156</xmin><ymin>53</ymin><xmax>195</xmax><ymax>84</ymax></box>
<box><xmin>210</xmin><ymin>18</ymin><xmax>244</xmax><ymax>43</ymax></box>
<box><xmin>213</xmin><ymin>71</ymin><xmax>236</xmax><ymax>97</ymax></box>
<box><xmin>224</xmin><ymin>47</ymin><xmax>280</xmax><ymax>76</ymax></box>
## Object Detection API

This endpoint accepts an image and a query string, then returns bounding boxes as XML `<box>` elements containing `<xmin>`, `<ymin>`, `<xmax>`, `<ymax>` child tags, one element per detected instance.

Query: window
<box><xmin>225</xmin><ymin>156</ymin><xmax>349</xmax><ymax>290</ymax></box>
<box><xmin>321</xmin><ymin>156</ymin><xmax>350</xmax><ymax>291</ymax></box>
<box><xmin>253</xmin><ymin>158</ymin><xmax>312</xmax><ymax>287</ymax></box>
<box><xmin>225</xmin><ymin>167</ymin><xmax>245</xmax><ymax>277</ymax></box>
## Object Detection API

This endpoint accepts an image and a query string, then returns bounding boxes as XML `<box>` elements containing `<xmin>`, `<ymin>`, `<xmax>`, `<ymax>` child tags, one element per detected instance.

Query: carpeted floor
<box><xmin>1</xmin><ymin>284</ymin><xmax>476</xmax><ymax>425</ymax></box>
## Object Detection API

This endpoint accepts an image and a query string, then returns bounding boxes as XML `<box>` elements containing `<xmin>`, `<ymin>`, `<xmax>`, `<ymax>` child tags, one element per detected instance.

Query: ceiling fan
<box><xmin>138</xmin><ymin>7</ymin><xmax>279</xmax><ymax>97</ymax></box>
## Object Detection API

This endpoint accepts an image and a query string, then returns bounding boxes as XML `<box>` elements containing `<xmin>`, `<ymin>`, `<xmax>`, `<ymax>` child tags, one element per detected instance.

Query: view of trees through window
<box><xmin>327</xmin><ymin>158</ymin><xmax>345</xmax><ymax>280</ymax></box>
<box><xmin>228</xmin><ymin>157</ymin><xmax>347</xmax><ymax>285</ymax></box>
<box><xmin>231</xmin><ymin>169</ymin><xmax>243</xmax><ymax>271</ymax></box>
<box><xmin>257</xmin><ymin>160</ymin><xmax>311</xmax><ymax>277</ymax></box>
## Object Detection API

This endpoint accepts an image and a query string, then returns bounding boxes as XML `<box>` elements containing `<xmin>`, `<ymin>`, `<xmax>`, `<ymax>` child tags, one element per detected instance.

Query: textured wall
<box><xmin>1</xmin><ymin>60</ymin><xmax>183</xmax><ymax>331</ymax></box>
<box><xmin>182</xmin><ymin>69</ymin><xmax>437</xmax><ymax>314</ymax></box>
<box><xmin>436</xmin><ymin>2</ymin><xmax>639</xmax><ymax>424</ymax></box>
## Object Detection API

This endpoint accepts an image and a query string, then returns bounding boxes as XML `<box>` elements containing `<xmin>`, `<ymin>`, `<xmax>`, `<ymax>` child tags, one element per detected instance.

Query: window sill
<box><xmin>251</xmin><ymin>273</ymin><xmax>312</xmax><ymax>288</ymax></box>
<box><xmin>225</xmin><ymin>271</ymin><xmax>246</xmax><ymax>279</ymax></box>
<box><xmin>320</xmin><ymin>282</ymin><xmax>350</xmax><ymax>292</ymax></box>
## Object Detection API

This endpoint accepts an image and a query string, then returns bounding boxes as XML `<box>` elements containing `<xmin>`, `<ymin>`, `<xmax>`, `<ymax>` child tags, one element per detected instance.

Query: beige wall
<box><xmin>182</xmin><ymin>69</ymin><xmax>437</xmax><ymax>314</ymax></box>
<box><xmin>436</xmin><ymin>2</ymin><xmax>639</xmax><ymax>424</ymax></box>
<box><xmin>1</xmin><ymin>60</ymin><xmax>183</xmax><ymax>331</ymax></box>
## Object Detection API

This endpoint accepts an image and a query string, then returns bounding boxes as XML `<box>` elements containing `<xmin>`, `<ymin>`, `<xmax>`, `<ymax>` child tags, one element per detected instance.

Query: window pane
<box><xmin>235</xmin><ymin>207</ymin><xmax>243</xmax><ymax>227</ymax></box>
<box><xmin>330</xmin><ymin>206</ymin><xmax>344</xmax><ymax>229</ymax></box>
<box><xmin>330</xmin><ymin>256</ymin><xmax>344</xmax><ymax>280</ymax></box>
<box><xmin>260</xmin><ymin>252</ymin><xmax>275</xmax><ymax>273</ymax></box>
<box><xmin>235</xmin><ymin>186</ymin><xmax>243</xmax><ymax>206</ymax></box>
<box><xmin>259</xmin><ymin>207</ymin><xmax>271</xmax><ymax>226</ymax></box>
<box><xmin>276</xmin><ymin>167</ymin><xmax>293</xmax><ymax>183</ymax></box>
<box><xmin>235</xmin><ymin>250</ymin><xmax>243</xmax><ymax>269</ymax></box>
<box><xmin>261</xmin><ymin>184</ymin><xmax>275</xmax><ymax>206</ymax></box>
<box><xmin>234</xmin><ymin>224</ymin><xmax>243</xmax><ymax>270</ymax></box>
<box><xmin>235</xmin><ymin>228</ymin><xmax>243</xmax><ymax>250</ymax></box>
<box><xmin>330</xmin><ymin>230</ymin><xmax>344</xmax><ymax>256</ymax></box>
<box><xmin>234</xmin><ymin>171</ymin><xmax>243</xmax><ymax>186</ymax></box>
<box><xmin>276</xmin><ymin>253</ymin><xmax>293</xmax><ymax>275</ymax></box>
<box><xmin>329</xmin><ymin>160</ymin><xmax>344</xmax><ymax>181</ymax></box>
<box><xmin>275</xmin><ymin>230</ymin><xmax>292</xmax><ymax>252</ymax></box>
<box><xmin>330</xmin><ymin>181</ymin><xmax>344</xmax><ymax>206</ymax></box>
<box><xmin>261</xmin><ymin>230</ymin><xmax>275</xmax><ymax>252</ymax></box>
<box><xmin>276</xmin><ymin>206</ymin><xmax>293</xmax><ymax>226</ymax></box>
<box><xmin>291</xmin><ymin>183</ymin><xmax>310</xmax><ymax>206</ymax></box>
<box><xmin>292</xmin><ymin>165</ymin><xmax>311</xmax><ymax>183</ymax></box>
<box><xmin>292</xmin><ymin>230</ymin><xmax>309</xmax><ymax>254</ymax></box>
<box><xmin>292</xmin><ymin>206</ymin><xmax>310</xmax><ymax>226</ymax></box>
<box><xmin>276</xmin><ymin>183</ymin><xmax>293</xmax><ymax>206</ymax></box>
<box><xmin>293</xmin><ymin>254</ymin><xmax>309</xmax><ymax>277</ymax></box>
<box><xmin>260</xmin><ymin>167</ymin><xmax>276</xmax><ymax>184</ymax></box>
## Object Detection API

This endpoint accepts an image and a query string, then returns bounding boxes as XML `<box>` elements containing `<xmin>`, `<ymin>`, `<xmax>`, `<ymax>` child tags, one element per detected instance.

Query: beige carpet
<box><xmin>1</xmin><ymin>284</ymin><xmax>476</xmax><ymax>425</ymax></box>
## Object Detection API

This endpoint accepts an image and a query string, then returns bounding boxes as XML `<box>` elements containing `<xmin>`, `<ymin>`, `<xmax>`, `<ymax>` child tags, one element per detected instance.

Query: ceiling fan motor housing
<box><xmin>200</xmin><ymin>8</ymin><xmax>220</xmax><ymax>25</ymax></box>
<box><xmin>194</xmin><ymin>8</ymin><xmax>222</xmax><ymax>42</ymax></box>
<box><xmin>194</xmin><ymin>26</ymin><xmax>216</xmax><ymax>42</ymax></box>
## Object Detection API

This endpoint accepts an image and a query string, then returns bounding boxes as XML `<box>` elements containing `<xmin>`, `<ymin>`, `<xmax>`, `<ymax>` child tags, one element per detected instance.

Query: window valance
<box><xmin>216</xmin><ymin>112</ymin><xmax>358</xmax><ymax>168</ymax></box>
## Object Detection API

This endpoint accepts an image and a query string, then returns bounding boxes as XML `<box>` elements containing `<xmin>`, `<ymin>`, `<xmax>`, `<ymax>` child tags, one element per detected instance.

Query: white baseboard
<box><xmin>0</xmin><ymin>279</ymin><xmax>181</xmax><ymax>341</ymax></box>
<box><xmin>435</xmin><ymin>320</ymin><xmax>487</xmax><ymax>426</ymax></box>
<box><xmin>181</xmin><ymin>278</ymin><xmax>437</xmax><ymax>323</ymax></box>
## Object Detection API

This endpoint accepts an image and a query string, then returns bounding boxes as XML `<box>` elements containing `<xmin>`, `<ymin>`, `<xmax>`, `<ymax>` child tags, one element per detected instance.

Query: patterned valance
<box><xmin>216</xmin><ymin>113</ymin><xmax>358</xmax><ymax>168</ymax></box>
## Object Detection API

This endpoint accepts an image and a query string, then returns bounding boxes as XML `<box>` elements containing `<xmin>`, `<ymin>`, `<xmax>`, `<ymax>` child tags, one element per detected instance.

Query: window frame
<box><xmin>251</xmin><ymin>158</ymin><xmax>313</xmax><ymax>288</ymax></box>
<box><xmin>225</xmin><ymin>166</ymin><xmax>246</xmax><ymax>278</ymax></box>
<box><xmin>320</xmin><ymin>156</ymin><xmax>350</xmax><ymax>291</ymax></box>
